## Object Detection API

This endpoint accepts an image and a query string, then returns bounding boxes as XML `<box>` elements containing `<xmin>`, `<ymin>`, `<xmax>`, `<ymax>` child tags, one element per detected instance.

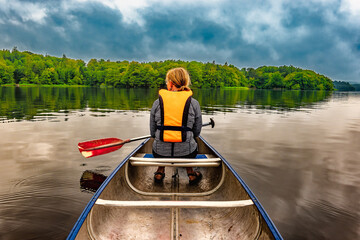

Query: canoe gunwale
<box><xmin>66</xmin><ymin>138</ymin><xmax>151</xmax><ymax>240</ymax></box>
<box><xmin>198</xmin><ymin>136</ymin><xmax>283</xmax><ymax>240</ymax></box>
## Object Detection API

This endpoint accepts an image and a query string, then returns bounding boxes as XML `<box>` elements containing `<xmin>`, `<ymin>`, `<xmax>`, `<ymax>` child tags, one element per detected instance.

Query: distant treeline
<box><xmin>0</xmin><ymin>48</ymin><xmax>334</xmax><ymax>90</ymax></box>
<box><xmin>354</xmin><ymin>84</ymin><xmax>360</xmax><ymax>91</ymax></box>
<box><xmin>333</xmin><ymin>81</ymin><xmax>358</xmax><ymax>91</ymax></box>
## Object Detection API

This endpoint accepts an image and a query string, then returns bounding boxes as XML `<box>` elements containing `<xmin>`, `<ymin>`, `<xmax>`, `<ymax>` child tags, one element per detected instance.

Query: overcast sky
<box><xmin>0</xmin><ymin>0</ymin><xmax>359</xmax><ymax>82</ymax></box>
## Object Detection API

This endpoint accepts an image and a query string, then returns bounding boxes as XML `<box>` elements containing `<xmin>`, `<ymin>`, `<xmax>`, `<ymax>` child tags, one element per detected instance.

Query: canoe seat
<box><xmin>129</xmin><ymin>157</ymin><xmax>221</xmax><ymax>167</ymax></box>
<box><xmin>95</xmin><ymin>199</ymin><xmax>253</xmax><ymax>208</ymax></box>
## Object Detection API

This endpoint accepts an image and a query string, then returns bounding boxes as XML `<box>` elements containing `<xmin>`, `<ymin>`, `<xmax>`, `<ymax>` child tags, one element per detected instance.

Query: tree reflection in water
<box><xmin>0</xmin><ymin>86</ymin><xmax>333</xmax><ymax>121</ymax></box>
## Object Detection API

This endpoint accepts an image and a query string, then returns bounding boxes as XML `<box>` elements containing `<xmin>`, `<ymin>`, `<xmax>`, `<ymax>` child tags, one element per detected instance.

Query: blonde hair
<box><xmin>165</xmin><ymin>67</ymin><xmax>191</xmax><ymax>91</ymax></box>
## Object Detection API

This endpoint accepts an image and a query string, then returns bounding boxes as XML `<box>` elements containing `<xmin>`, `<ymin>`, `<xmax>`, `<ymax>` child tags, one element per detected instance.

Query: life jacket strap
<box><xmin>156</xmin><ymin>126</ymin><xmax>193</xmax><ymax>131</ymax></box>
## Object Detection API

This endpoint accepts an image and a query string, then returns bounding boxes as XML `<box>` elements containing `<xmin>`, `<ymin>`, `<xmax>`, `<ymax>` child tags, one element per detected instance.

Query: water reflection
<box><xmin>80</xmin><ymin>170</ymin><xmax>107</xmax><ymax>193</ymax></box>
<box><xmin>0</xmin><ymin>89</ymin><xmax>359</xmax><ymax>239</ymax></box>
<box><xmin>195</xmin><ymin>89</ymin><xmax>333</xmax><ymax>113</ymax></box>
<box><xmin>0</xmin><ymin>86</ymin><xmax>333</xmax><ymax>121</ymax></box>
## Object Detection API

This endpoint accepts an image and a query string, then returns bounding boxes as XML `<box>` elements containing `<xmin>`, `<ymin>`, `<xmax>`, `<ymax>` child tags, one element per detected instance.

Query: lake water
<box><xmin>0</xmin><ymin>87</ymin><xmax>359</xmax><ymax>239</ymax></box>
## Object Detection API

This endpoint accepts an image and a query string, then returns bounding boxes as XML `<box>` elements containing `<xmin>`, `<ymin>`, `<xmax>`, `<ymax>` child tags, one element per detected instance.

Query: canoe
<box><xmin>68</xmin><ymin>136</ymin><xmax>282</xmax><ymax>240</ymax></box>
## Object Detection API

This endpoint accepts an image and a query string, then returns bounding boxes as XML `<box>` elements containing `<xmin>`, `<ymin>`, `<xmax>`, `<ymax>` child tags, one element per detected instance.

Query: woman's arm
<box><xmin>150</xmin><ymin>99</ymin><xmax>159</xmax><ymax>138</ymax></box>
<box><xmin>192</xmin><ymin>99</ymin><xmax>202</xmax><ymax>137</ymax></box>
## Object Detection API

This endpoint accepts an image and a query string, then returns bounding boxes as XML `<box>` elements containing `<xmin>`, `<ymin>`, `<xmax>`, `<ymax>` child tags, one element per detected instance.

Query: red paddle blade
<box><xmin>78</xmin><ymin>138</ymin><xmax>124</xmax><ymax>158</ymax></box>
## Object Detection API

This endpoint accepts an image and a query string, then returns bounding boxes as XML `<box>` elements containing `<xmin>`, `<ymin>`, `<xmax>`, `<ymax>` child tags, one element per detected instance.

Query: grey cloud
<box><xmin>0</xmin><ymin>0</ymin><xmax>359</xmax><ymax>82</ymax></box>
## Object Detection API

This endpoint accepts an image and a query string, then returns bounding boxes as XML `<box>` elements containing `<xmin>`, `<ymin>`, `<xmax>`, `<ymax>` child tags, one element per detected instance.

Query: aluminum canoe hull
<box><xmin>68</xmin><ymin>136</ymin><xmax>282</xmax><ymax>240</ymax></box>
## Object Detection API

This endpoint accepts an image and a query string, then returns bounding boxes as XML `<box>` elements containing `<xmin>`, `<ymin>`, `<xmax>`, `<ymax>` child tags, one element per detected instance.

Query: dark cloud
<box><xmin>0</xmin><ymin>0</ymin><xmax>359</xmax><ymax>82</ymax></box>
<box><xmin>1</xmin><ymin>1</ymin><xmax>147</xmax><ymax>60</ymax></box>
<box><xmin>275</xmin><ymin>3</ymin><xmax>360</xmax><ymax>80</ymax></box>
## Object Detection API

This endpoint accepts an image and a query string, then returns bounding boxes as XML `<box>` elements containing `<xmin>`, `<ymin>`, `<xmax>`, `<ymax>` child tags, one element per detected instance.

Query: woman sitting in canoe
<box><xmin>150</xmin><ymin>67</ymin><xmax>203</xmax><ymax>184</ymax></box>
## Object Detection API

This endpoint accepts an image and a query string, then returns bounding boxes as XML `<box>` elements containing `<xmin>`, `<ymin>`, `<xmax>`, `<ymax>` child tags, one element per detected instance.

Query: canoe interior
<box><xmin>74</xmin><ymin>138</ymin><xmax>278</xmax><ymax>240</ymax></box>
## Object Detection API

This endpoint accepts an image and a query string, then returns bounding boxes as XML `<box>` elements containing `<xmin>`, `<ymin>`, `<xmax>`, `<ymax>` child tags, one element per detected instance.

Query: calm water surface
<box><xmin>0</xmin><ymin>87</ymin><xmax>359</xmax><ymax>239</ymax></box>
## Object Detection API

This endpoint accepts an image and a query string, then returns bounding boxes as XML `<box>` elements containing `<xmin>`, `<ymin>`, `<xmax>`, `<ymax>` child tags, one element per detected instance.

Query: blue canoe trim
<box><xmin>67</xmin><ymin>138</ymin><xmax>150</xmax><ymax>240</ymax></box>
<box><xmin>199</xmin><ymin>136</ymin><xmax>283</xmax><ymax>240</ymax></box>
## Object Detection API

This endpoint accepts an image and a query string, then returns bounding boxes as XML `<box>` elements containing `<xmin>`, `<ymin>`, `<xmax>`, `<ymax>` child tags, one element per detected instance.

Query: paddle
<box><xmin>78</xmin><ymin>118</ymin><xmax>215</xmax><ymax>158</ymax></box>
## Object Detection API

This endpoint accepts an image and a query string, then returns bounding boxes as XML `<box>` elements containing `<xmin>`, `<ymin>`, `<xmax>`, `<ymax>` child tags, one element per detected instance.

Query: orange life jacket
<box><xmin>157</xmin><ymin>89</ymin><xmax>193</xmax><ymax>142</ymax></box>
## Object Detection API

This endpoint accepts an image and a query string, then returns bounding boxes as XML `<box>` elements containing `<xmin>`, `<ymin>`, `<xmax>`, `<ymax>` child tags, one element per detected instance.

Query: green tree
<box><xmin>265</xmin><ymin>72</ymin><xmax>284</xmax><ymax>89</ymax></box>
<box><xmin>40</xmin><ymin>68</ymin><xmax>58</xmax><ymax>85</ymax></box>
<box><xmin>0</xmin><ymin>59</ymin><xmax>14</xmax><ymax>84</ymax></box>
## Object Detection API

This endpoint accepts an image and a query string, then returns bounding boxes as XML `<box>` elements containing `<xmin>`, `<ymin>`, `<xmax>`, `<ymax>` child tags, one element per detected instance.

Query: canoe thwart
<box><xmin>130</xmin><ymin>157</ymin><xmax>221</xmax><ymax>163</ymax></box>
<box><xmin>130</xmin><ymin>161</ymin><xmax>220</xmax><ymax>167</ymax></box>
<box><xmin>95</xmin><ymin>199</ymin><xmax>254</xmax><ymax>208</ymax></box>
<box><xmin>129</xmin><ymin>157</ymin><xmax>221</xmax><ymax>167</ymax></box>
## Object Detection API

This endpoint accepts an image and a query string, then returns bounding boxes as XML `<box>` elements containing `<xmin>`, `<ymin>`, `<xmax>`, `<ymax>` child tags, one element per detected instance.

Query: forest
<box><xmin>333</xmin><ymin>81</ymin><xmax>357</xmax><ymax>91</ymax></box>
<box><xmin>0</xmin><ymin>48</ymin><xmax>334</xmax><ymax>90</ymax></box>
